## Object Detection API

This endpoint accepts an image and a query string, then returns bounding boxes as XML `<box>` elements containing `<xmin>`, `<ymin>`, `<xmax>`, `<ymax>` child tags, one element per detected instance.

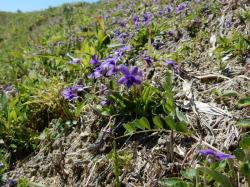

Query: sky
<box><xmin>0</xmin><ymin>0</ymin><xmax>98</xmax><ymax>12</ymax></box>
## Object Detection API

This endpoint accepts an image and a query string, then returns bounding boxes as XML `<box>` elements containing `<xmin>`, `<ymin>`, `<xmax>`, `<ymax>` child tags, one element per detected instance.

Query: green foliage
<box><xmin>237</xmin><ymin>9</ymin><xmax>250</xmax><ymax>23</ymax></box>
<box><xmin>108</xmin><ymin>142</ymin><xmax>133</xmax><ymax>187</ymax></box>
<box><xmin>131</xmin><ymin>28</ymin><xmax>149</xmax><ymax>49</ymax></box>
<box><xmin>159</xmin><ymin>168</ymin><xmax>196</xmax><ymax>187</ymax></box>
<box><xmin>197</xmin><ymin>167</ymin><xmax>233</xmax><ymax>187</ymax></box>
<box><xmin>99</xmin><ymin>71</ymin><xmax>188</xmax><ymax>135</ymax></box>
<box><xmin>0</xmin><ymin>160</ymin><xmax>8</xmax><ymax>185</ymax></box>
<box><xmin>17</xmin><ymin>178</ymin><xmax>46</xmax><ymax>187</ymax></box>
<box><xmin>159</xmin><ymin>178</ymin><xmax>193</xmax><ymax>187</ymax></box>
<box><xmin>234</xmin><ymin>135</ymin><xmax>250</xmax><ymax>186</ymax></box>
<box><xmin>238</xmin><ymin>97</ymin><xmax>250</xmax><ymax>107</ymax></box>
<box><xmin>215</xmin><ymin>32</ymin><xmax>250</xmax><ymax>60</ymax></box>
<box><xmin>237</xmin><ymin>119</ymin><xmax>250</xmax><ymax>128</ymax></box>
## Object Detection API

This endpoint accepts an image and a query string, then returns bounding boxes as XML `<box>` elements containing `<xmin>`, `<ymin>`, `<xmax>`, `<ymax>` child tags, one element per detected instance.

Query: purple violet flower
<box><xmin>115</xmin><ymin>32</ymin><xmax>130</xmax><ymax>44</ymax></box>
<box><xmin>158</xmin><ymin>5</ymin><xmax>173</xmax><ymax>16</ymax></box>
<box><xmin>102</xmin><ymin>127</ymin><xmax>112</xmax><ymax>133</ymax></box>
<box><xmin>3</xmin><ymin>85</ymin><xmax>17</xmax><ymax>97</ymax></box>
<box><xmin>119</xmin><ymin>21</ymin><xmax>126</xmax><ymax>27</ymax></box>
<box><xmin>224</xmin><ymin>20</ymin><xmax>232</xmax><ymax>28</ymax></box>
<box><xmin>165</xmin><ymin>5</ymin><xmax>174</xmax><ymax>13</ymax></box>
<box><xmin>165</xmin><ymin>60</ymin><xmax>180</xmax><ymax>74</ymax></box>
<box><xmin>143</xmin><ymin>56</ymin><xmax>154</xmax><ymax>66</ymax></box>
<box><xmin>167</xmin><ymin>31</ymin><xmax>175</xmax><ymax>37</ymax></box>
<box><xmin>152</xmin><ymin>0</ymin><xmax>160</xmax><ymax>4</ymax></box>
<box><xmin>89</xmin><ymin>55</ymin><xmax>100</xmax><ymax>66</ymax></box>
<box><xmin>61</xmin><ymin>85</ymin><xmax>84</xmax><ymax>101</ymax></box>
<box><xmin>118</xmin><ymin>45</ymin><xmax>131</xmax><ymax>53</ymax></box>
<box><xmin>199</xmin><ymin>149</ymin><xmax>235</xmax><ymax>160</ymax></box>
<box><xmin>113</xmin><ymin>46</ymin><xmax>131</xmax><ymax>58</ymax></box>
<box><xmin>176</xmin><ymin>2</ymin><xmax>188</xmax><ymax>14</ymax></box>
<box><xmin>132</xmin><ymin>15</ymin><xmax>139</xmax><ymax>24</ymax></box>
<box><xmin>8</xmin><ymin>179</ymin><xmax>17</xmax><ymax>187</ymax></box>
<box><xmin>143</xmin><ymin>12</ymin><xmax>153</xmax><ymax>25</ymax></box>
<box><xmin>88</xmin><ymin>57</ymin><xmax>119</xmax><ymax>78</ymax></box>
<box><xmin>118</xmin><ymin>65</ymin><xmax>143</xmax><ymax>88</ymax></box>
<box><xmin>132</xmin><ymin>15</ymin><xmax>140</xmax><ymax>29</ymax></box>
<box><xmin>100</xmin><ymin>100</ymin><xmax>111</xmax><ymax>106</ymax></box>
<box><xmin>88</xmin><ymin>46</ymin><xmax>130</xmax><ymax>79</ymax></box>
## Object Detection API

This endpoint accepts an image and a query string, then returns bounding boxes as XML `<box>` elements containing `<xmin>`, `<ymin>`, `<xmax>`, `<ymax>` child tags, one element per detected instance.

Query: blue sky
<box><xmin>0</xmin><ymin>0</ymin><xmax>98</xmax><ymax>12</ymax></box>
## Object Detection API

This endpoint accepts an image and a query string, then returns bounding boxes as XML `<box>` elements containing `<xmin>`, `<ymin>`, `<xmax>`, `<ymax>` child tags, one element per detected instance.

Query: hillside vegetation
<box><xmin>0</xmin><ymin>0</ymin><xmax>249</xmax><ymax>186</ymax></box>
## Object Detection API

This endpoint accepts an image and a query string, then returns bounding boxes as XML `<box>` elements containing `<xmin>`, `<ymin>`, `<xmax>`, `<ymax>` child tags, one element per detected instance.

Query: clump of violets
<box><xmin>118</xmin><ymin>65</ymin><xmax>143</xmax><ymax>88</ymax></box>
<box><xmin>61</xmin><ymin>85</ymin><xmax>84</xmax><ymax>101</ymax></box>
<box><xmin>89</xmin><ymin>55</ymin><xmax>116</xmax><ymax>77</ymax></box>
<box><xmin>176</xmin><ymin>2</ymin><xmax>188</xmax><ymax>14</ymax></box>
<box><xmin>199</xmin><ymin>149</ymin><xmax>235</xmax><ymax>160</ymax></box>
<box><xmin>88</xmin><ymin>46</ymin><xmax>130</xmax><ymax>79</ymax></box>
<box><xmin>88</xmin><ymin>57</ymin><xmax>119</xmax><ymax>78</ymax></box>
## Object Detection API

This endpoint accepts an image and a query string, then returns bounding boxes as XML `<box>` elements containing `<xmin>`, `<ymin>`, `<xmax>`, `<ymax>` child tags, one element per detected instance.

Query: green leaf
<box><xmin>239</xmin><ymin>135</ymin><xmax>250</xmax><ymax>149</ymax></box>
<box><xmin>181</xmin><ymin>168</ymin><xmax>197</xmax><ymax>180</ymax></box>
<box><xmin>175</xmin><ymin>121</ymin><xmax>188</xmax><ymax>133</ymax></box>
<box><xmin>238</xmin><ymin>97</ymin><xmax>250</xmax><ymax>107</ymax></box>
<box><xmin>100</xmin><ymin>110</ymin><xmax>112</xmax><ymax>116</ymax></box>
<box><xmin>197</xmin><ymin>167</ymin><xmax>233</xmax><ymax>187</ymax></box>
<box><xmin>123</xmin><ymin>122</ymin><xmax>136</xmax><ymax>134</ymax></box>
<box><xmin>153</xmin><ymin>116</ymin><xmax>164</xmax><ymax>129</ymax></box>
<box><xmin>138</xmin><ymin>117</ymin><xmax>151</xmax><ymax>130</ymax></box>
<box><xmin>233</xmin><ymin>148</ymin><xmax>246</xmax><ymax>162</ymax></box>
<box><xmin>142</xmin><ymin>86</ymin><xmax>151</xmax><ymax>103</ymax></box>
<box><xmin>165</xmin><ymin>115</ymin><xmax>175</xmax><ymax>130</ymax></box>
<box><xmin>9</xmin><ymin>110</ymin><xmax>17</xmax><ymax>122</ymax></box>
<box><xmin>221</xmin><ymin>90</ymin><xmax>238</xmax><ymax>98</ymax></box>
<box><xmin>75</xmin><ymin>101</ymin><xmax>86</xmax><ymax>116</ymax></box>
<box><xmin>236</xmin><ymin>119</ymin><xmax>250</xmax><ymax>128</ymax></box>
<box><xmin>176</xmin><ymin>108</ymin><xmax>187</xmax><ymax>122</ymax></box>
<box><xmin>107</xmin><ymin>43</ymin><xmax>125</xmax><ymax>48</ymax></box>
<box><xmin>0</xmin><ymin>93</ymin><xmax>8</xmax><ymax>116</ymax></box>
<box><xmin>240</xmin><ymin>163</ymin><xmax>250</xmax><ymax>177</ymax></box>
<box><xmin>159</xmin><ymin>178</ymin><xmax>192</xmax><ymax>187</ymax></box>
<box><xmin>163</xmin><ymin>95</ymin><xmax>175</xmax><ymax>113</ymax></box>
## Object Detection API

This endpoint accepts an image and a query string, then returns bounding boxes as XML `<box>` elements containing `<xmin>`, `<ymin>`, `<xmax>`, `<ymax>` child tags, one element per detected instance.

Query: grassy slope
<box><xmin>0</xmin><ymin>1</ymin><xmax>100</xmax><ymax>83</ymax></box>
<box><xmin>0</xmin><ymin>0</ymin><xmax>249</xmax><ymax>186</ymax></box>
<box><xmin>0</xmin><ymin>1</ymin><xmax>101</xmax><ymax>159</ymax></box>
